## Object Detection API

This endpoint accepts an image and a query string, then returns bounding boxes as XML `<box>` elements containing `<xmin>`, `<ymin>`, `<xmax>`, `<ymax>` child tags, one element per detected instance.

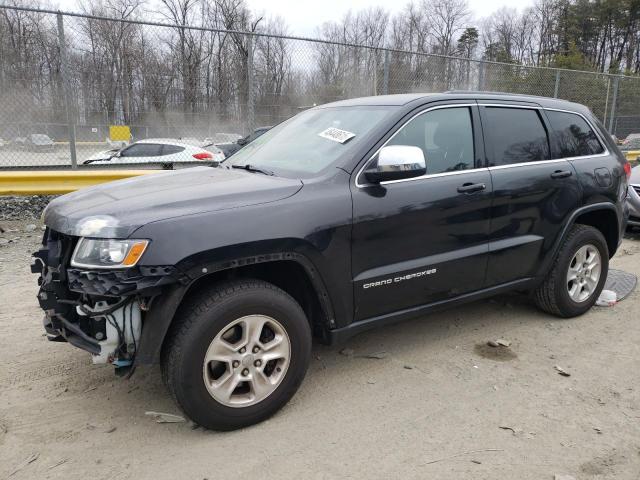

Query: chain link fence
<box><xmin>1</xmin><ymin>5</ymin><xmax>640</xmax><ymax>169</ymax></box>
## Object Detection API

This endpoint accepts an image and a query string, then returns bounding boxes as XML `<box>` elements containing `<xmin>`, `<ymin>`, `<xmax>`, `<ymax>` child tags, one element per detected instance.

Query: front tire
<box><xmin>534</xmin><ymin>224</ymin><xmax>609</xmax><ymax>317</ymax></box>
<box><xmin>162</xmin><ymin>279</ymin><xmax>312</xmax><ymax>430</ymax></box>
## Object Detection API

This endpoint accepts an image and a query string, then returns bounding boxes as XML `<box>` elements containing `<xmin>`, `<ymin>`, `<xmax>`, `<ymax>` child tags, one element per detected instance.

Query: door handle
<box><xmin>457</xmin><ymin>182</ymin><xmax>486</xmax><ymax>193</ymax></box>
<box><xmin>551</xmin><ymin>170</ymin><xmax>572</xmax><ymax>179</ymax></box>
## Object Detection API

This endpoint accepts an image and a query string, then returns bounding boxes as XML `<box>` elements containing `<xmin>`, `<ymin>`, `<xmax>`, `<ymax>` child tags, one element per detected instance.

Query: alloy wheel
<box><xmin>202</xmin><ymin>315</ymin><xmax>291</xmax><ymax>408</ymax></box>
<box><xmin>566</xmin><ymin>244</ymin><xmax>602</xmax><ymax>303</ymax></box>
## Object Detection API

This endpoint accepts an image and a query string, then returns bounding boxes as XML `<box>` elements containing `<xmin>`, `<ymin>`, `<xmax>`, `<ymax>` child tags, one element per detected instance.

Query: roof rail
<box><xmin>444</xmin><ymin>90</ymin><xmax>571</xmax><ymax>102</ymax></box>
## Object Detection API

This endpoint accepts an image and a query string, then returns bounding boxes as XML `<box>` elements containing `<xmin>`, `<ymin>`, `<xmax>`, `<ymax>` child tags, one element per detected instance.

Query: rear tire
<box><xmin>534</xmin><ymin>224</ymin><xmax>608</xmax><ymax>317</ymax></box>
<box><xmin>161</xmin><ymin>279</ymin><xmax>312</xmax><ymax>430</ymax></box>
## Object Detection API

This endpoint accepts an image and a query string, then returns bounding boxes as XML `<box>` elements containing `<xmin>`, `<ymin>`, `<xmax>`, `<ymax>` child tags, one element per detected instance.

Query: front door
<box><xmin>351</xmin><ymin>104</ymin><xmax>493</xmax><ymax>321</ymax></box>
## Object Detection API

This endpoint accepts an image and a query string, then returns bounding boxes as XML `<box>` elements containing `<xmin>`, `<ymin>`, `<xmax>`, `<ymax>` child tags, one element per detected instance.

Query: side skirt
<box><xmin>328</xmin><ymin>277</ymin><xmax>537</xmax><ymax>344</ymax></box>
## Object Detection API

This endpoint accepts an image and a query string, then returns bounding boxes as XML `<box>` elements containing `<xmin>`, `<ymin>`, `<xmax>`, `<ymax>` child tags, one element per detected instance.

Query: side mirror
<box><xmin>364</xmin><ymin>145</ymin><xmax>426</xmax><ymax>184</ymax></box>
<box><xmin>237</xmin><ymin>137</ymin><xmax>248</xmax><ymax>146</ymax></box>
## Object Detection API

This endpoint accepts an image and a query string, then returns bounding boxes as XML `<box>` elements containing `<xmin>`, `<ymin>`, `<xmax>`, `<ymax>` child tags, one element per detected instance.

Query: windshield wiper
<box><xmin>230</xmin><ymin>164</ymin><xmax>275</xmax><ymax>176</ymax></box>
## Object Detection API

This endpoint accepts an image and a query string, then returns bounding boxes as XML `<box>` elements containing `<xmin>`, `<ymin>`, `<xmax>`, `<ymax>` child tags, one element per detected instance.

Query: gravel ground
<box><xmin>0</xmin><ymin>196</ymin><xmax>55</xmax><ymax>220</ymax></box>
<box><xmin>1</xmin><ymin>219</ymin><xmax>639</xmax><ymax>480</ymax></box>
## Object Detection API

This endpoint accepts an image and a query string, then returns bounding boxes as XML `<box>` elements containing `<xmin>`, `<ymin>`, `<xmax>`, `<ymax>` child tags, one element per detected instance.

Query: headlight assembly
<box><xmin>71</xmin><ymin>238</ymin><xmax>149</xmax><ymax>269</ymax></box>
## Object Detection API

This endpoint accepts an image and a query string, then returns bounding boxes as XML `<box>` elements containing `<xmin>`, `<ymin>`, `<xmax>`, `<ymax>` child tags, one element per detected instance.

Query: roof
<box><xmin>136</xmin><ymin>138</ymin><xmax>196</xmax><ymax>147</ymax></box>
<box><xmin>320</xmin><ymin>94</ymin><xmax>436</xmax><ymax>107</ymax></box>
<box><xmin>319</xmin><ymin>91</ymin><xmax>588</xmax><ymax>113</ymax></box>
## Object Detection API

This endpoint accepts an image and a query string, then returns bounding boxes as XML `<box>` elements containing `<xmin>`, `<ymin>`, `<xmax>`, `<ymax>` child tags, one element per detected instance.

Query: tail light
<box><xmin>624</xmin><ymin>162</ymin><xmax>632</xmax><ymax>179</ymax></box>
<box><xmin>193</xmin><ymin>152</ymin><xmax>213</xmax><ymax>160</ymax></box>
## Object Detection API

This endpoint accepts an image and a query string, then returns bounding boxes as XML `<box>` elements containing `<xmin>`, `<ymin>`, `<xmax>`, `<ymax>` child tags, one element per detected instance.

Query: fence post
<box><xmin>554</xmin><ymin>70</ymin><xmax>560</xmax><ymax>98</ymax></box>
<box><xmin>608</xmin><ymin>76</ymin><xmax>619</xmax><ymax>133</ymax></box>
<box><xmin>56</xmin><ymin>12</ymin><xmax>77</xmax><ymax>169</ymax></box>
<box><xmin>383</xmin><ymin>50</ymin><xmax>390</xmax><ymax>95</ymax></box>
<box><xmin>246</xmin><ymin>35</ymin><xmax>255</xmax><ymax>134</ymax></box>
<box><xmin>478</xmin><ymin>61</ymin><xmax>486</xmax><ymax>92</ymax></box>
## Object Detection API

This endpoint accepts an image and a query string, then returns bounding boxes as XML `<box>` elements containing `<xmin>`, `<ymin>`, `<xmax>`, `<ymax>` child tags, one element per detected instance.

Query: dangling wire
<box><xmin>128</xmin><ymin>301</ymin><xmax>137</xmax><ymax>355</ymax></box>
<box><xmin>106</xmin><ymin>313</ymin><xmax>125</xmax><ymax>351</ymax></box>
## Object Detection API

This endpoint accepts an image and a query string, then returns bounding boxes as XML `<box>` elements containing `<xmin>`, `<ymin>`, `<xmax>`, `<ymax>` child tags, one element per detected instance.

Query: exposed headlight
<box><xmin>71</xmin><ymin>238</ymin><xmax>149</xmax><ymax>269</ymax></box>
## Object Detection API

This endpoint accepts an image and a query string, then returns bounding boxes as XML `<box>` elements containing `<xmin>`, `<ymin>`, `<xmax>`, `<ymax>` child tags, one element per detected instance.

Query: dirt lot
<box><xmin>1</xmin><ymin>219</ymin><xmax>639</xmax><ymax>480</ymax></box>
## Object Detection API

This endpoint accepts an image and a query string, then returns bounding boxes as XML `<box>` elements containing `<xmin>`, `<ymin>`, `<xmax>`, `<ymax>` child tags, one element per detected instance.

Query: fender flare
<box><xmin>537</xmin><ymin>202</ymin><xmax>620</xmax><ymax>279</ymax></box>
<box><xmin>134</xmin><ymin>251</ymin><xmax>335</xmax><ymax>365</ymax></box>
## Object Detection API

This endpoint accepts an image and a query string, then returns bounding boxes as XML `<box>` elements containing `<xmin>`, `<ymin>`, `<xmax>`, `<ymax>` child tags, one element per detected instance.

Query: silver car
<box><xmin>627</xmin><ymin>165</ymin><xmax>640</xmax><ymax>227</ymax></box>
<box><xmin>84</xmin><ymin>138</ymin><xmax>225</xmax><ymax>165</ymax></box>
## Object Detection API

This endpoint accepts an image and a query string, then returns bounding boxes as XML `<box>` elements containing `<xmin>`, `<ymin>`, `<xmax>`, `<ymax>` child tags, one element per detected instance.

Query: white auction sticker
<box><xmin>318</xmin><ymin>127</ymin><xmax>356</xmax><ymax>144</ymax></box>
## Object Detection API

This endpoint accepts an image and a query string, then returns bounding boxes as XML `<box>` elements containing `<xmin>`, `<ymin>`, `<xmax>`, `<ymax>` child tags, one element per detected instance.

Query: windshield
<box><xmin>224</xmin><ymin>106</ymin><xmax>395</xmax><ymax>177</ymax></box>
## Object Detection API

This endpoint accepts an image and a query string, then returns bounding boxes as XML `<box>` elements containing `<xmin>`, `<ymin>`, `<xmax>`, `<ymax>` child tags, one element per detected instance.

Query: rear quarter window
<box><xmin>546</xmin><ymin>110</ymin><xmax>604</xmax><ymax>158</ymax></box>
<box><xmin>161</xmin><ymin>145</ymin><xmax>185</xmax><ymax>155</ymax></box>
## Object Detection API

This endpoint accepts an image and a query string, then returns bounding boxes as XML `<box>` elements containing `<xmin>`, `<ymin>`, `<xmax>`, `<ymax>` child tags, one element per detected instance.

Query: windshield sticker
<box><xmin>318</xmin><ymin>127</ymin><xmax>356</xmax><ymax>144</ymax></box>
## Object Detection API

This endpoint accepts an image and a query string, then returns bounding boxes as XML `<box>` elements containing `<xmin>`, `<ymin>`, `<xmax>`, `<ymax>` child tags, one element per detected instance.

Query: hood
<box><xmin>86</xmin><ymin>149</ymin><xmax>119</xmax><ymax>162</ymax></box>
<box><xmin>44</xmin><ymin>166</ymin><xmax>303</xmax><ymax>238</ymax></box>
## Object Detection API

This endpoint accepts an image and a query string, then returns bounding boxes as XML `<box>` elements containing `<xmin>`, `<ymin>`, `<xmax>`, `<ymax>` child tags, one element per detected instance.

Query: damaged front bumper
<box><xmin>32</xmin><ymin>228</ymin><xmax>181</xmax><ymax>370</ymax></box>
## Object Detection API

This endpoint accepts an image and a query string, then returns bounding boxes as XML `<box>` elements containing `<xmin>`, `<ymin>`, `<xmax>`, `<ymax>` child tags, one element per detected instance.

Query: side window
<box><xmin>161</xmin><ymin>144</ymin><xmax>185</xmax><ymax>156</ymax></box>
<box><xmin>120</xmin><ymin>143</ymin><xmax>162</xmax><ymax>157</ymax></box>
<box><xmin>387</xmin><ymin>107</ymin><xmax>474</xmax><ymax>174</ymax></box>
<box><xmin>484</xmin><ymin>107</ymin><xmax>550</xmax><ymax>166</ymax></box>
<box><xmin>546</xmin><ymin>110</ymin><xmax>604</xmax><ymax>158</ymax></box>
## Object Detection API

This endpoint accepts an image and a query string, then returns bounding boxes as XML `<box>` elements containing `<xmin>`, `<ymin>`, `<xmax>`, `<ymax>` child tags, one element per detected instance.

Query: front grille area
<box><xmin>33</xmin><ymin>228</ymin><xmax>77</xmax><ymax>274</ymax></box>
<box><xmin>32</xmin><ymin>229</ymin><xmax>78</xmax><ymax>311</ymax></box>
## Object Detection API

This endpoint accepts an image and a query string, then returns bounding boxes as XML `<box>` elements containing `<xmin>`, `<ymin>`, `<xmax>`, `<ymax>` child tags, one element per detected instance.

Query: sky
<box><xmin>245</xmin><ymin>0</ymin><xmax>533</xmax><ymax>36</ymax></box>
<box><xmin>55</xmin><ymin>0</ymin><xmax>533</xmax><ymax>37</ymax></box>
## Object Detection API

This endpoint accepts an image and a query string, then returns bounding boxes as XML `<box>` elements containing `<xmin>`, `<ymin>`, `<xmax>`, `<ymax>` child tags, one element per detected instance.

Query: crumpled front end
<box><xmin>32</xmin><ymin>228</ymin><xmax>180</xmax><ymax>371</ymax></box>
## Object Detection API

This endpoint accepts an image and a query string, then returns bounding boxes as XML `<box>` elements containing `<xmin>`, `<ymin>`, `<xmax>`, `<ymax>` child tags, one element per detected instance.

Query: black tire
<box><xmin>161</xmin><ymin>279</ymin><xmax>312</xmax><ymax>431</ymax></box>
<box><xmin>534</xmin><ymin>224</ymin><xmax>609</xmax><ymax>317</ymax></box>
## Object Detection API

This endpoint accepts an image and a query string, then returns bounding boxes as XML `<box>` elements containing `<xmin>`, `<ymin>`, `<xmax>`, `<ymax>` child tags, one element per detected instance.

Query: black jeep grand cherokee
<box><xmin>33</xmin><ymin>92</ymin><xmax>630</xmax><ymax>430</ymax></box>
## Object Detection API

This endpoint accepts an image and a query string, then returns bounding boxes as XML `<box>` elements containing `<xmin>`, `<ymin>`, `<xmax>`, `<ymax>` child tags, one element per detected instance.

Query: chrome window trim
<box><xmin>487</xmin><ymin>158</ymin><xmax>566</xmax><ymax>171</ymax></box>
<box><xmin>355</xmin><ymin>103</ymin><xmax>612</xmax><ymax>189</ymax></box>
<box><xmin>477</xmin><ymin>103</ymin><xmax>542</xmax><ymax>109</ymax></box>
<box><xmin>374</xmin><ymin>166</ymin><xmax>489</xmax><ymax>186</ymax></box>
<box><xmin>355</xmin><ymin>103</ymin><xmax>477</xmax><ymax>188</ymax></box>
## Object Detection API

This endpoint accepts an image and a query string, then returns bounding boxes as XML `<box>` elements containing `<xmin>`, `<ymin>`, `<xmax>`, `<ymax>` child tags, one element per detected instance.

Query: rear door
<box><xmin>351</xmin><ymin>103</ymin><xmax>493</xmax><ymax>320</ymax></box>
<box><xmin>479</xmin><ymin>103</ymin><xmax>582</xmax><ymax>286</ymax></box>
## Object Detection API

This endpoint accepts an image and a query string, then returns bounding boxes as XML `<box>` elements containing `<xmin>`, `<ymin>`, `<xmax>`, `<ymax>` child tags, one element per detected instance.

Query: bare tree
<box><xmin>158</xmin><ymin>0</ymin><xmax>209</xmax><ymax>115</ymax></box>
<box><xmin>427</xmin><ymin>0</ymin><xmax>470</xmax><ymax>56</ymax></box>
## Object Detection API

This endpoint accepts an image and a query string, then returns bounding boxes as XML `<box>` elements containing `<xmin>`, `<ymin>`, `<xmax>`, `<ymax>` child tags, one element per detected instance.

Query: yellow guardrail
<box><xmin>0</xmin><ymin>170</ymin><xmax>163</xmax><ymax>195</ymax></box>
<box><xmin>624</xmin><ymin>150</ymin><xmax>640</xmax><ymax>165</ymax></box>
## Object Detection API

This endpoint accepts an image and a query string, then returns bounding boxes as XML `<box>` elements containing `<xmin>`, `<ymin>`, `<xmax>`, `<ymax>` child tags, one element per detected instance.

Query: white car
<box><xmin>84</xmin><ymin>139</ymin><xmax>225</xmax><ymax>165</ymax></box>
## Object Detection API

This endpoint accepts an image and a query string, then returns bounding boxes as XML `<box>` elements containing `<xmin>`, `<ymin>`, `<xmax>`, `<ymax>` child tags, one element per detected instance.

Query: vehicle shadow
<box><xmin>311</xmin><ymin>291</ymin><xmax>551</xmax><ymax>363</ymax></box>
<box><xmin>624</xmin><ymin>226</ymin><xmax>640</xmax><ymax>241</ymax></box>
<box><xmin>60</xmin><ymin>291</ymin><xmax>563</xmax><ymax>435</ymax></box>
